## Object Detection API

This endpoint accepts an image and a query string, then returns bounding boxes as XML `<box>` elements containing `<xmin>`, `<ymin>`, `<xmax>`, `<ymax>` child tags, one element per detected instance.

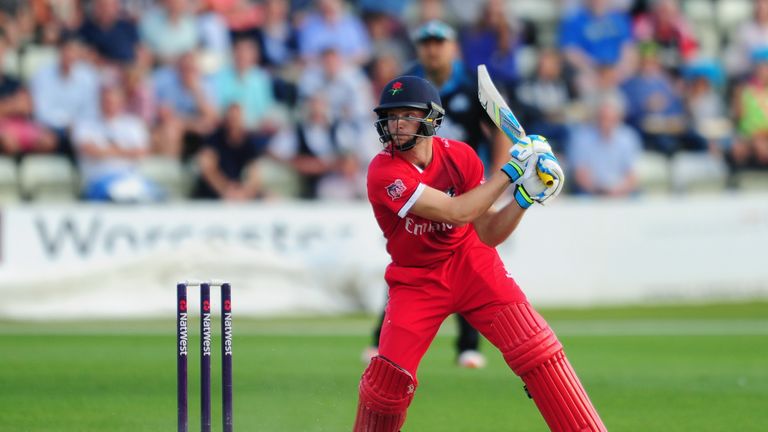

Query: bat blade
<box><xmin>478</xmin><ymin>65</ymin><xmax>525</xmax><ymax>143</ymax></box>
<box><xmin>478</xmin><ymin>64</ymin><xmax>554</xmax><ymax>187</ymax></box>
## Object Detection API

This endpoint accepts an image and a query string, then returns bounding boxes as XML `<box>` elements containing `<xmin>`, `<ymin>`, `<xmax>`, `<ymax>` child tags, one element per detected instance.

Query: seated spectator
<box><xmin>72</xmin><ymin>85</ymin><xmax>162</xmax><ymax>202</ymax></box>
<box><xmin>78</xmin><ymin>0</ymin><xmax>140</xmax><ymax>66</ymax></box>
<box><xmin>195</xmin><ymin>0</ymin><xmax>232</xmax><ymax>73</ymax></box>
<box><xmin>568</xmin><ymin>93</ymin><xmax>642</xmax><ymax>197</ymax></box>
<box><xmin>632</xmin><ymin>0</ymin><xmax>698</xmax><ymax>73</ymax></box>
<box><xmin>269</xmin><ymin>94</ymin><xmax>364</xmax><ymax>199</ymax></box>
<box><xmin>151</xmin><ymin>51</ymin><xmax>218</xmax><ymax>159</ymax></box>
<box><xmin>298</xmin><ymin>47</ymin><xmax>374</xmax><ymax>127</ymax></box>
<box><xmin>0</xmin><ymin>31</ymin><xmax>56</xmax><ymax>155</ymax></box>
<box><xmin>459</xmin><ymin>0</ymin><xmax>530</xmax><ymax>88</ymax></box>
<box><xmin>193</xmin><ymin>103</ymin><xmax>268</xmax><ymax>200</ymax></box>
<box><xmin>732</xmin><ymin>49</ymin><xmax>768</xmax><ymax>170</ymax></box>
<box><xmin>29</xmin><ymin>33</ymin><xmax>100</xmax><ymax>157</ymax></box>
<box><xmin>724</xmin><ymin>0</ymin><xmax>768</xmax><ymax>80</ymax></box>
<box><xmin>362</xmin><ymin>10</ymin><xmax>412</xmax><ymax>64</ymax></box>
<box><xmin>621</xmin><ymin>42</ymin><xmax>686</xmax><ymax>155</ymax></box>
<box><xmin>513</xmin><ymin>48</ymin><xmax>576</xmax><ymax>154</ymax></box>
<box><xmin>211</xmin><ymin>38</ymin><xmax>277</xmax><ymax>133</ymax></box>
<box><xmin>122</xmin><ymin>63</ymin><xmax>156</xmax><ymax>124</ymax></box>
<box><xmin>206</xmin><ymin>0</ymin><xmax>263</xmax><ymax>32</ymax></box>
<box><xmin>558</xmin><ymin>0</ymin><xmax>635</xmax><ymax>95</ymax></box>
<box><xmin>235</xmin><ymin>0</ymin><xmax>297</xmax><ymax>72</ymax></box>
<box><xmin>682</xmin><ymin>60</ymin><xmax>732</xmax><ymax>157</ymax></box>
<box><xmin>297</xmin><ymin>0</ymin><xmax>372</xmax><ymax>65</ymax></box>
<box><xmin>139</xmin><ymin>0</ymin><xmax>199</xmax><ymax>64</ymax></box>
<box><xmin>367</xmin><ymin>51</ymin><xmax>403</xmax><ymax>100</ymax></box>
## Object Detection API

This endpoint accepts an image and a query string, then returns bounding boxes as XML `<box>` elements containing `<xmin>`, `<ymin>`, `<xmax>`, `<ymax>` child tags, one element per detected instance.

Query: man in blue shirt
<box><xmin>79</xmin><ymin>0</ymin><xmax>140</xmax><ymax>65</ymax></box>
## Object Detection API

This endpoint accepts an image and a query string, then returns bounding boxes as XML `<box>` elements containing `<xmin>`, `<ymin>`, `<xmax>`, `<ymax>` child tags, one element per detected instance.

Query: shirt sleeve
<box><xmin>367</xmin><ymin>160</ymin><xmax>423</xmax><ymax>218</ymax></box>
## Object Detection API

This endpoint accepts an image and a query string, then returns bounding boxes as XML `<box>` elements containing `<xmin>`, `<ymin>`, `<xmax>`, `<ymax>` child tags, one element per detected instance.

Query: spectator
<box><xmin>151</xmin><ymin>51</ymin><xmax>218</xmax><ymax>158</ymax></box>
<box><xmin>139</xmin><ymin>0</ymin><xmax>198</xmax><ymax>64</ymax></box>
<box><xmin>568</xmin><ymin>93</ymin><xmax>642</xmax><ymax>196</ymax></box>
<box><xmin>367</xmin><ymin>51</ymin><xmax>403</xmax><ymax>99</ymax></box>
<box><xmin>732</xmin><ymin>49</ymin><xmax>768</xmax><ymax>170</ymax></box>
<box><xmin>243</xmin><ymin>0</ymin><xmax>298</xmax><ymax>70</ymax></box>
<box><xmin>402</xmin><ymin>0</ymin><xmax>456</xmax><ymax>30</ymax></box>
<box><xmin>269</xmin><ymin>94</ymin><xmax>364</xmax><ymax>199</ymax></box>
<box><xmin>407</xmin><ymin>20</ymin><xmax>509</xmax><ymax>171</ymax></box>
<box><xmin>193</xmin><ymin>103</ymin><xmax>268</xmax><ymax>200</ymax></box>
<box><xmin>362</xmin><ymin>10</ymin><xmax>412</xmax><ymax>64</ymax></box>
<box><xmin>29</xmin><ymin>33</ymin><xmax>100</xmax><ymax>157</ymax></box>
<box><xmin>122</xmin><ymin>63</ymin><xmax>156</xmax><ymax>124</ymax></box>
<box><xmin>513</xmin><ymin>48</ymin><xmax>576</xmax><ymax>154</ymax></box>
<box><xmin>195</xmin><ymin>0</ymin><xmax>232</xmax><ymax>73</ymax></box>
<box><xmin>558</xmin><ymin>0</ymin><xmax>636</xmax><ymax>94</ymax></box>
<box><xmin>632</xmin><ymin>0</ymin><xmax>698</xmax><ymax>73</ymax></box>
<box><xmin>0</xmin><ymin>32</ymin><xmax>56</xmax><ymax>155</ymax></box>
<box><xmin>621</xmin><ymin>42</ymin><xmax>686</xmax><ymax>155</ymax></box>
<box><xmin>724</xmin><ymin>0</ymin><xmax>768</xmax><ymax>80</ymax></box>
<box><xmin>211</xmin><ymin>37</ymin><xmax>277</xmax><ymax>132</ymax></box>
<box><xmin>78</xmin><ymin>0</ymin><xmax>140</xmax><ymax>66</ymax></box>
<box><xmin>298</xmin><ymin>47</ymin><xmax>374</xmax><ymax>127</ymax></box>
<box><xmin>297</xmin><ymin>0</ymin><xmax>372</xmax><ymax>65</ymax></box>
<box><xmin>205</xmin><ymin>0</ymin><xmax>263</xmax><ymax>32</ymax></box>
<box><xmin>72</xmin><ymin>85</ymin><xmax>162</xmax><ymax>202</ymax></box>
<box><xmin>459</xmin><ymin>0</ymin><xmax>530</xmax><ymax>88</ymax></box>
<box><xmin>682</xmin><ymin>60</ymin><xmax>732</xmax><ymax>157</ymax></box>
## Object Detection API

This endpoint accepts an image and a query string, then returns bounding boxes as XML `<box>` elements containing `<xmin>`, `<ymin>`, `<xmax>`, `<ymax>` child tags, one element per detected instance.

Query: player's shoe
<box><xmin>457</xmin><ymin>350</ymin><xmax>487</xmax><ymax>369</ymax></box>
<box><xmin>361</xmin><ymin>346</ymin><xmax>379</xmax><ymax>365</ymax></box>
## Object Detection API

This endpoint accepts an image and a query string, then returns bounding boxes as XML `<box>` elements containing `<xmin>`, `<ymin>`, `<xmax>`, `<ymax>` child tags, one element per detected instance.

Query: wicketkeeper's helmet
<box><xmin>373</xmin><ymin>76</ymin><xmax>445</xmax><ymax>151</ymax></box>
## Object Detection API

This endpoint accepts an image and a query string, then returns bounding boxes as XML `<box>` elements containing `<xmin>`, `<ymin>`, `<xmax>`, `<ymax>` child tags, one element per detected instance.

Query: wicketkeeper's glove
<box><xmin>501</xmin><ymin>135</ymin><xmax>564</xmax><ymax>208</ymax></box>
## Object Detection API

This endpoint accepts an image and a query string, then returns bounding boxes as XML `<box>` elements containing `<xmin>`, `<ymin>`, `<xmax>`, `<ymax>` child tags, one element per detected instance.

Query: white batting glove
<box><xmin>521</xmin><ymin>135</ymin><xmax>564</xmax><ymax>205</ymax></box>
<box><xmin>500</xmin><ymin>136</ymin><xmax>537</xmax><ymax>186</ymax></box>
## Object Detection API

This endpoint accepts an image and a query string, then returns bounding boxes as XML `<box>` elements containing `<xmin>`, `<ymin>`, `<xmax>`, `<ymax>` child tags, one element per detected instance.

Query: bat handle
<box><xmin>537</xmin><ymin>168</ymin><xmax>555</xmax><ymax>187</ymax></box>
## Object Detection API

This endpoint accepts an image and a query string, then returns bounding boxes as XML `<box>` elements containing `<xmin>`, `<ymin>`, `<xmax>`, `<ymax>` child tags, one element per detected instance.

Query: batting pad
<box><xmin>354</xmin><ymin>356</ymin><xmax>416</xmax><ymax>432</ymax></box>
<box><xmin>490</xmin><ymin>304</ymin><xmax>607</xmax><ymax>432</ymax></box>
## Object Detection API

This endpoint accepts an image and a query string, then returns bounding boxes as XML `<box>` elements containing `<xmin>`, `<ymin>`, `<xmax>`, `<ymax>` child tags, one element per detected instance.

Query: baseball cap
<box><xmin>413</xmin><ymin>20</ymin><xmax>456</xmax><ymax>43</ymax></box>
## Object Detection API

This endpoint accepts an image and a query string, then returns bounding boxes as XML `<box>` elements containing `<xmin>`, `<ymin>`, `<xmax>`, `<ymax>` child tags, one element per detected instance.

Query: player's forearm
<box><xmin>491</xmin><ymin>130</ymin><xmax>511</xmax><ymax>171</ymax></box>
<box><xmin>474</xmin><ymin>201</ymin><xmax>526</xmax><ymax>247</ymax></box>
<box><xmin>442</xmin><ymin>172</ymin><xmax>511</xmax><ymax>225</ymax></box>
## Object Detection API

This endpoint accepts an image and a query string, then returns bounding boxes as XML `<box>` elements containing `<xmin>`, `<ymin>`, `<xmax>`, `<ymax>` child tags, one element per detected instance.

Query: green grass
<box><xmin>1</xmin><ymin>302</ymin><xmax>767</xmax><ymax>431</ymax></box>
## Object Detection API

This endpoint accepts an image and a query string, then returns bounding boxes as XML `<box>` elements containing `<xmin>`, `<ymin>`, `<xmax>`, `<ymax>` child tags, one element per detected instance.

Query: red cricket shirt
<box><xmin>366</xmin><ymin>136</ymin><xmax>486</xmax><ymax>267</ymax></box>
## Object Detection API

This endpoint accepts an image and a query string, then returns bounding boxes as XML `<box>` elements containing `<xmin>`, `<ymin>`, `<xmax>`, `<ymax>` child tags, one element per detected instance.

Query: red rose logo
<box><xmin>389</xmin><ymin>81</ymin><xmax>404</xmax><ymax>95</ymax></box>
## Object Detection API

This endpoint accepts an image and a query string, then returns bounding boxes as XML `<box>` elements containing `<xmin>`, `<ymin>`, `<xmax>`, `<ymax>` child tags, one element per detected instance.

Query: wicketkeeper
<box><xmin>353</xmin><ymin>75</ymin><xmax>606</xmax><ymax>431</ymax></box>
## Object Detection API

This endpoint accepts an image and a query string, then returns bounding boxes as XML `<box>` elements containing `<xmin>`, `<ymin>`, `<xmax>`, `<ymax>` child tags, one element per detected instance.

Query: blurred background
<box><xmin>0</xmin><ymin>1</ymin><xmax>767</xmax><ymax>430</ymax></box>
<box><xmin>0</xmin><ymin>0</ymin><xmax>766</xmax><ymax>317</ymax></box>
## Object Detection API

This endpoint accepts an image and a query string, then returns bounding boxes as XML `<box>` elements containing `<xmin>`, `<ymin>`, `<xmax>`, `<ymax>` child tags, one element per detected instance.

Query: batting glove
<box><xmin>502</xmin><ymin>135</ymin><xmax>560</xmax><ymax>208</ymax></box>
<box><xmin>520</xmin><ymin>135</ymin><xmax>565</xmax><ymax>205</ymax></box>
<box><xmin>500</xmin><ymin>136</ymin><xmax>537</xmax><ymax>184</ymax></box>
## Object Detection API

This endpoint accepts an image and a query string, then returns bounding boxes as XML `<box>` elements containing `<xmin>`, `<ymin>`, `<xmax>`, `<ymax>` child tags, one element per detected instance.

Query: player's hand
<box><xmin>503</xmin><ymin>135</ymin><xmax>564</xmax><ymax>208</ymax></box>
<box><xmin>500</xmin><ymin>136</ymin><xmax>537</xmax><ymax>185</ymax></box>
<box><xmin>520</xmin><ymin>136</ymin><xmax>564</xmax><ymax>205</ymax></box>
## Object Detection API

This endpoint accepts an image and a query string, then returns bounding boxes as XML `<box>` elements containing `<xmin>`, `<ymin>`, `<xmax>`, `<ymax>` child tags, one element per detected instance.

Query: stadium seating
<box><xmin>19</xmin><ymin>45</ymin><xmax>58</xmax><ymax>81</ymax></box>
<box><xmin>636</xmin><ymin>151</ymin><xmax>671</xmax><ymax>194</ymax></box>
<box><xmin>734</xmin><ymin>170</ymin><xmax>768</xmax><ymax>191</ymax></box>
<box><xmin>670</xmin><ymin>151</ymin><xmax>728</xmax><ymax>193</ymax></box>
<box><xmin>18</xmin><ymin>155</ymin><xmax>79</xmax><ymax>201</ymax></box>
<box><xmin>138</xmin><ymin>156</ymin><xmax>192</xmax><ymax>200</ymax></box>
<box><xmin>255</xmin><ymin>157</ymin><xmax>301</xmax><ymax>198</ymax></box>
<box><xmin>0</xmin><ymin>156</ymin><xmax>20</xmax><ymax>203</ymax></box>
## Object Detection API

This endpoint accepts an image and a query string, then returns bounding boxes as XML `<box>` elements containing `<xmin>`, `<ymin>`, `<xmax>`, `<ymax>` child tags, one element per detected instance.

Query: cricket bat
<box><xmin>477</xmin><ymin>65</ymin><xmax>555</xmax><ymax>187</ymax></box>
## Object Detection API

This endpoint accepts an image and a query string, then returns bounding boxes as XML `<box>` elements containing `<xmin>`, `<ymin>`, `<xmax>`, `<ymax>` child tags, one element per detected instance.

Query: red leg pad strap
<box><xmin>490</xmin><ymin>304</ymin><xmax>607</xmax><ymax>432</ymax></box>
<box><xmin>353</xmin><ymin>356</ymin><xmax>416</xmax><ymax>432</ymax></box>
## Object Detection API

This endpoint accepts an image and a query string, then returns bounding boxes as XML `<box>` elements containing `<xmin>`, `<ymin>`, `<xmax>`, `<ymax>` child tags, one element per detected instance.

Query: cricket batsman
<box><xmin>353</xmin><ymin>75</ymin><xmax>606</xmax><ymax>431</ymax></box>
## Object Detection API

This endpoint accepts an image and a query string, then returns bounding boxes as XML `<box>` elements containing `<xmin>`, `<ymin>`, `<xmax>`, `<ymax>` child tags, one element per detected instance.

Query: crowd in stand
<box><xmin>0</xmin><ymin>0</ymin><xmax>767</xmax><ymax>202</ymax></box>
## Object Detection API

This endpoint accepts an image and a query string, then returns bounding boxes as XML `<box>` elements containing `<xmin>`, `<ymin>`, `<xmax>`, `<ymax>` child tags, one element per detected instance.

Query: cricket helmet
<box><xmin>373</xmin><ymin>75</ymin><xmax>445</xmax><ymax>151</ymax></box>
